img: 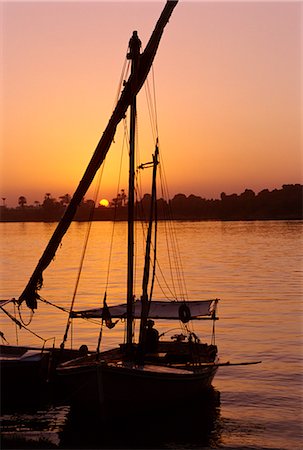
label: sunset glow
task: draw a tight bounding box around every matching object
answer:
[1,1,301,207]
[99,199,109,208]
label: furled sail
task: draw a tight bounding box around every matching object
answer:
[19,1,178,310]
[71,299,218,321]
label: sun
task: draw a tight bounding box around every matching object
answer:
[99,198,109,207]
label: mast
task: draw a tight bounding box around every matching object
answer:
[126,31,141,348]
[19,0,178,310]
[139,145,159,346]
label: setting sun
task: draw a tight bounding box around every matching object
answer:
[99,198,109,207]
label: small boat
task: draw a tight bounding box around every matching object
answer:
[57,299,220,412]
[0,345,50,406]
[51,0,222,413]
[2,0,260,416]
[0,299,81,408]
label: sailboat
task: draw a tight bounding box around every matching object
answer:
[2,0,260,414]
[53,0,222,412]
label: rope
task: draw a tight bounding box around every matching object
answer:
[17,303,34,327]
[95,115,130,350]
[143,66,159,145]
[141,69,194,335]
[39,296,70,314]
[144,79,157,143]
[132,67,190,311]
[104,117,129,292]
[1,306,47,343]
[151,66,159,139]
[149,180,157,303]
[60,163,105,349]
[59,55,130,350]
[113,55,130,109]
[13,300,19,345]
[147,70,188,302]
[158,160,189,302]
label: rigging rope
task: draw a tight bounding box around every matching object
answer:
[17,303,34,327]
[158,161,189,301]
[149,173,157,303]
[60,162,105,349]
[104,117,129,292]
[151,66,159,139]
[133,66,190,316]
[13,300,19,345]
[113,55,130,110]
[39,296,70,314]
[141,68,196,337]
[144,79,157,143]
[96,114,130,350]
[1,305,47,343]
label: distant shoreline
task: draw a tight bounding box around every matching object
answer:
[1,184,302,223]
[0,218,301,224]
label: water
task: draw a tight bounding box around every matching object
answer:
[0,220,302,449]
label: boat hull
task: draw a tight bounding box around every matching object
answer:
[0,344,82,409]
[60,363,217,407]
[0,346,51,407]
[57,342,219,413]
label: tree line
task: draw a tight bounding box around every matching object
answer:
[0,184,302,222]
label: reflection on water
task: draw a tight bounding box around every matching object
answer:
[0,220,302,449]
[1,390,221,449]
[61,388,221,449]
[0,405,70,448]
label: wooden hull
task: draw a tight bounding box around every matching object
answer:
[59,362,217,407]
[57,341,218,414]
[0,344,81,409]
[0,345,50,408]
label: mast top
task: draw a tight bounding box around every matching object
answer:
[127,31,142,60]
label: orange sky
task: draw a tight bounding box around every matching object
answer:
[1,1,302,207]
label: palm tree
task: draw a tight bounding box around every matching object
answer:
[59,194,71,206]
[18,196,27,208]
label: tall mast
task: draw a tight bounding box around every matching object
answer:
[126,31,141,348]
[139,145,159,346]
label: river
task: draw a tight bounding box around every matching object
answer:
[0,220,302,449]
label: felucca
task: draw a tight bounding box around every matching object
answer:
[55,0,221,412]
[1,0,260,414]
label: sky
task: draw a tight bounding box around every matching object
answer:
[1,0,302,207]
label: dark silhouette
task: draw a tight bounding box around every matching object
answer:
[18,196,27,208]
[59,194,71,206]
[0,184,302,222]
[145,319,159,353]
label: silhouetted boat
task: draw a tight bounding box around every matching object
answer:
[55,0,220,412]
[57,301,219,412]
[1,0,260,416]
[0,299,81,408]
[0,342,80,408]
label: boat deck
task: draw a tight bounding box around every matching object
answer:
[58,340,218,372]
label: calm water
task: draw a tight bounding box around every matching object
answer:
[0,220,302,449]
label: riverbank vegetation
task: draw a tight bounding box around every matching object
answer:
[0,184,301,222]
